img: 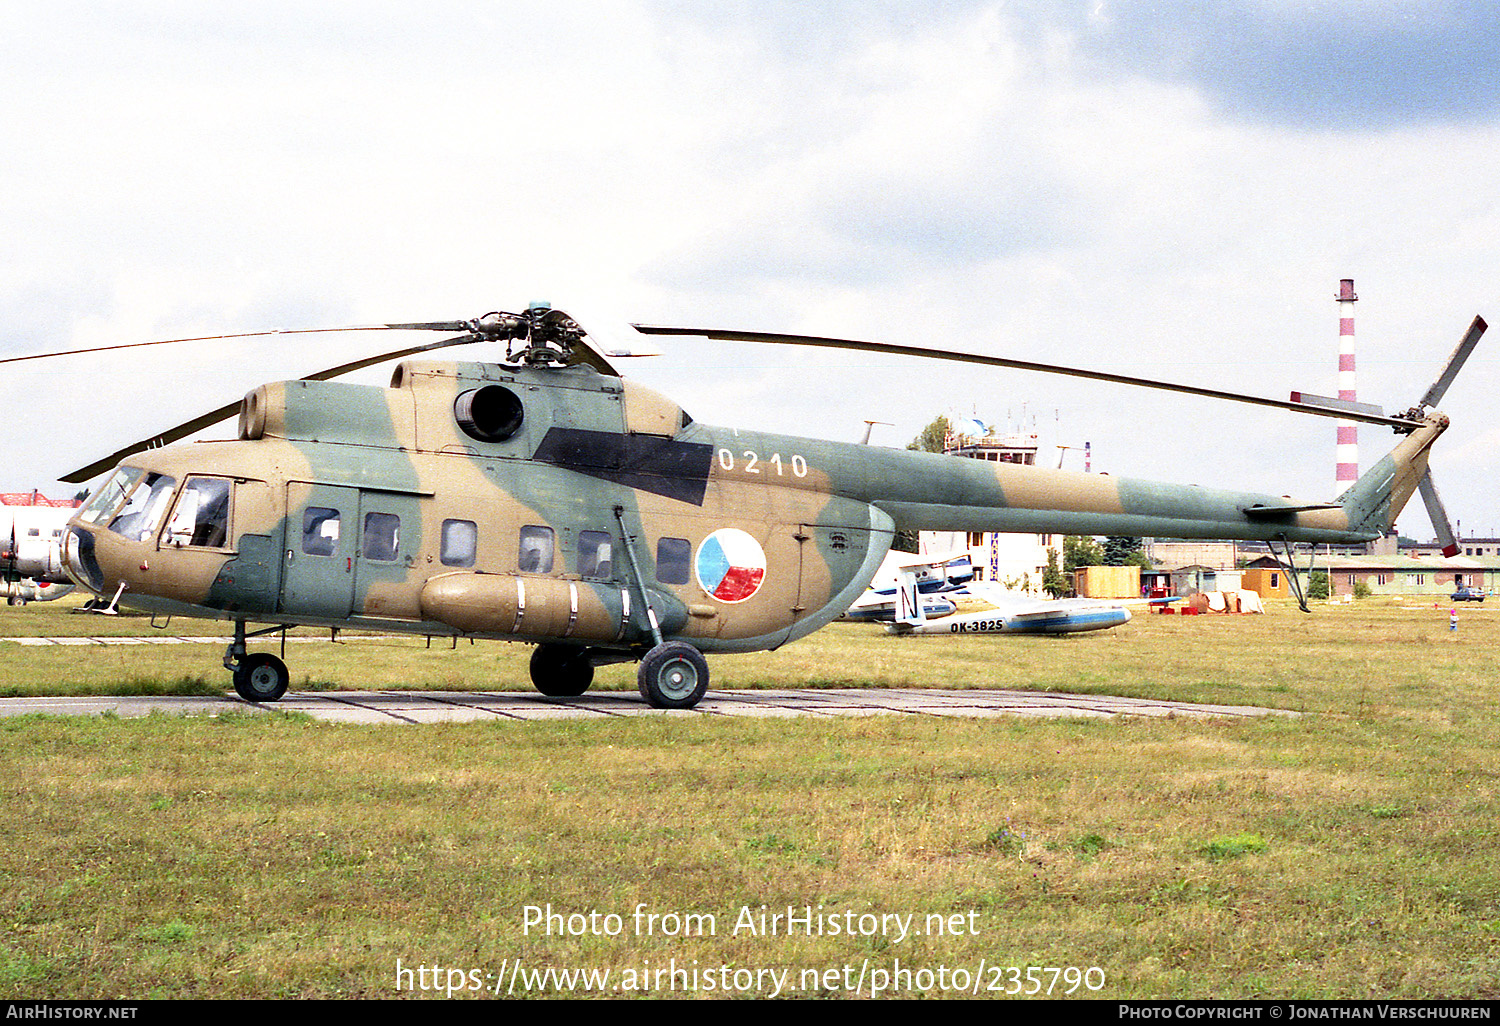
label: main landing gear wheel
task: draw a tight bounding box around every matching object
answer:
[529,644,594,697]
[637,641,708,710]
[233,652,290,703]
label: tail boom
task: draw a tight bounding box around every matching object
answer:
[841,413,1450,546]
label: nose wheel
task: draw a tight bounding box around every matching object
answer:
[637,641,709,709]
[224,621,293,703]
[233,653,290,703]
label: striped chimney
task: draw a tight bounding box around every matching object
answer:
[1336,279,1358,493]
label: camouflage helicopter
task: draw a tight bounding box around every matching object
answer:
[19,303,1481,708]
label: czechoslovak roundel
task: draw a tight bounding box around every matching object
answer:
[695,528,767,603]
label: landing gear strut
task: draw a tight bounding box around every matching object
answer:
[607,504,710,710]
[224,620,293,702]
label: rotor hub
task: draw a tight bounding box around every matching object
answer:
[471,306,586,367]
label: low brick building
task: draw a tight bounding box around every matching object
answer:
[1244,554,1498,599]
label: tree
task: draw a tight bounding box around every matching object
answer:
[1103,536,1140,565]
[890,415,955,551]
[1042,547,1068,598]
[1102,536,1154,570]
[1063,535,1104,572]
[907,414,952,454]
[1307,570,1330,600]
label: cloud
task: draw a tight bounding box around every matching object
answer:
[644,5,1088,290]
[1055,0,1500,127]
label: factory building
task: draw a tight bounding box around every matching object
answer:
[1242,553,1498,599]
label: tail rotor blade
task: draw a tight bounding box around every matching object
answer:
[1420,316,1486,410]
[1418,469,1460,558]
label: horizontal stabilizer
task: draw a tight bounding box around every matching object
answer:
[1242,502,1343,519]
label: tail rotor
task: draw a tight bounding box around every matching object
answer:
[1405,316,1484,557]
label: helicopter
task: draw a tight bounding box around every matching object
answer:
[15,302,1481,709]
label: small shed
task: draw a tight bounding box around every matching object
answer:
[1170,564,1242,596]
[1240,566,1291,599]
[1073,564,1141,599]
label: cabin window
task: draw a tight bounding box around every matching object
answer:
[440,519,477,567]
[107,473,177,543]
[164,477,231,548]
[1270,572,1280,589]
[656,537,691,585]
[363,512,401,561]
[519,526,554,573]
[579,530,613,579]
[301,507,341,556]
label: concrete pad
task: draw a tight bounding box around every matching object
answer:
[0,687,1298,724]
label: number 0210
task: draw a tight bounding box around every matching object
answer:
[717,449,809,478]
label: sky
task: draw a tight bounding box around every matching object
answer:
[3,1,1498,540]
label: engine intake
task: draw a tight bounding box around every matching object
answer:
[454,385,524,442]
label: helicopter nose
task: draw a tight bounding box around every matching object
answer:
[62,526,105,594]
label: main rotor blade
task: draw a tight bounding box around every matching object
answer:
[294,331,483,383]
[1419,315,1486,410]
[1417,470,1460,558]
[59,331,483,484]
[634,325,1417,429]
[563,338,624,377]
[0,323,469,368]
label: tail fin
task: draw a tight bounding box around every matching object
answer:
[894,569,927,627]
[1336,412,1449,539]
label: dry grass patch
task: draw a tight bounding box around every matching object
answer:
[2,601,1499,998]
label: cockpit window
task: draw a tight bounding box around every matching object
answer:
[78,467,144,525]
[107,473,177,543]
[164,477,232,548]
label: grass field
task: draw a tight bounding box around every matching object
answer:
[2,596,1497,999]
